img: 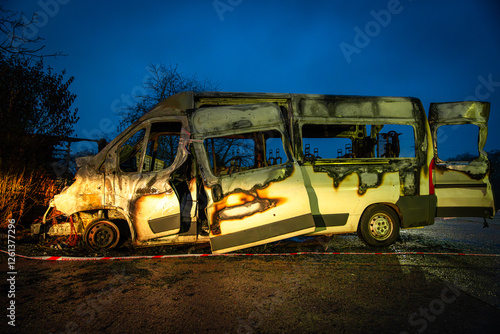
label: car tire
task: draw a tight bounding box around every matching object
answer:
[357,205,400,247]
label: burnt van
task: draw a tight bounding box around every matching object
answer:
[40,92,496,253]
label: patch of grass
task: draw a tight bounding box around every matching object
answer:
[0,165,60,227]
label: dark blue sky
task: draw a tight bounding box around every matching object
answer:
[5,0,500,154]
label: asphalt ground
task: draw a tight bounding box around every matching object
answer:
[1,215,499,333]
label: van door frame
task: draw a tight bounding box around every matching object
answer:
[429,101,495,218]
[190,103,316,253]
[102,115,193,242]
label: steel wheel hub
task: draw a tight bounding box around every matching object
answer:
[369,214,393,241]
[88,222,117,249]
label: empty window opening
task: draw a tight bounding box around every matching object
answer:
[436,124,480,162]
[143,122,182,172]
[204,130,285,176]
[119,122,182,173]
[302,124,415,160]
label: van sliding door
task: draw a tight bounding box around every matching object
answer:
[190,103,315,253]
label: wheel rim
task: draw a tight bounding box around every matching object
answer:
[86,221,119,250]
[368,213,393,241]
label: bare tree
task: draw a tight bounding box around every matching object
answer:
[206,137,255,171]
[118,64,219,130]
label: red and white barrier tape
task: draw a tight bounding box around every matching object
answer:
[1,249,499,261]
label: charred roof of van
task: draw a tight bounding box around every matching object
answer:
[152,91,424,121]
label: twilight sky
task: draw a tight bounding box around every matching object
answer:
[4,0,500,154]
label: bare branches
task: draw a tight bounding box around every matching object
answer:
[0,7,63,59]
[145,64,217,102]
[119,64,219,130]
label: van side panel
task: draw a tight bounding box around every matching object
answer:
[290,95,436,232]
[396,195,437,228]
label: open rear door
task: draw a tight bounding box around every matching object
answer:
[429,101,495,218]
[190,103,316,253]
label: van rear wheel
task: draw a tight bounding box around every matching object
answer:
[84,219,121,251]
[357,205,399,247]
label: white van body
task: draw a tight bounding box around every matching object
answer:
[44,92,495,253]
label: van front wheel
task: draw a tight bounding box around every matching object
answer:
[357,205,399,247]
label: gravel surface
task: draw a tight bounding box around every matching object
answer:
[1,215,500,333]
